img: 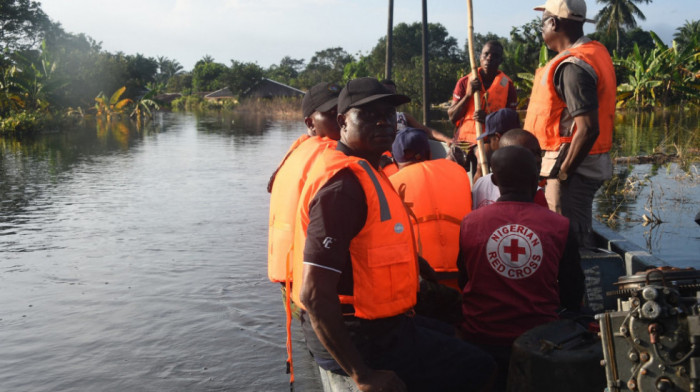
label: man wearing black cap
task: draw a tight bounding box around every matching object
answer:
[524,0,616,248]
[268,82,341,284]
[291,77,495,391]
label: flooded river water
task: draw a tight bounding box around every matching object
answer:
[0,112,322,391]
[0,110,697,390]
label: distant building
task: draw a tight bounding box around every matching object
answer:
[154,93,182,105]
[204,87,237,102]
[242,78,305,99]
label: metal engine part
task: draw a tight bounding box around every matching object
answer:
[597,268,700,391]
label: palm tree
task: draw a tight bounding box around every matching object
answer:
[595,0,652,53]
[673,20,700,50]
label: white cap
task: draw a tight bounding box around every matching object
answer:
[534,0,595,23]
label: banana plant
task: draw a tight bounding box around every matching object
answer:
[130,89,160,124]
[94,86,132,121]
[0,65,25,115]
[615,31,700,108]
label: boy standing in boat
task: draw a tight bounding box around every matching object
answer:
[524,0,616,248]
[292,77,495,391]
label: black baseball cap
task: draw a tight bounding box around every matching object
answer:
[337,77,410,114]
[302,82,341,118]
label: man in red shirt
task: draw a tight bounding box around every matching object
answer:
[448,40,518,146]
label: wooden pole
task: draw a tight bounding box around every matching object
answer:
[385,0,393,80]
[421,0,430,125]
[466,0,489,175]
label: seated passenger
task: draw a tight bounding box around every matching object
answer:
[389,128,472,292]
[293,77,496,391]
[472,108,520,183]
[458,145,584,388]
[472,128,548,209]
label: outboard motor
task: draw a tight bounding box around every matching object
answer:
[597,268,700,391]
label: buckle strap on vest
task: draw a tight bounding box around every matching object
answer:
[357,160,392,222]
[415,213,463,225]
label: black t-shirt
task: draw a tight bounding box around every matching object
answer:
[303,142,367,297]
[299,142,372,370]
[554,61,598,117]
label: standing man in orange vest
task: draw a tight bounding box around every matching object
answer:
[524,0,616,248]
[293,77,495,392]
[448,41,518,152]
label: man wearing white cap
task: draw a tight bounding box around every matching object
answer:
[524,0,616,248]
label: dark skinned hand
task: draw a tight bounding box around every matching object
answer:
[467,78,482,97]
[473,109,486,124]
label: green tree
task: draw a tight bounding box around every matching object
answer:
[265,56,305,87]
[124,53,158,98]
[226,60,264,96]
[166,72,192,94]
[595,0,652,53]
[191,56,227,92]
[0,0,51,53]
[673,20,700,51]
[299,47,354,88]
[155,56,183,86]
[358,22,463,107]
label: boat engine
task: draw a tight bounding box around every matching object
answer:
[597,268,700,391]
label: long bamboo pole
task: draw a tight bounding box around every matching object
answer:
[466,0,489,176]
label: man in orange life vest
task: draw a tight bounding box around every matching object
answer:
[267,81,341,284]
[458,145,584,387]
[448,40,517,148]
[524,0,616,248]
[389,128,471,292]
[292,77,495,391]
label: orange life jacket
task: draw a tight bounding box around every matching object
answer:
[454,69,512,144]
[291,148,419,320]
[524,40,616,155]
[389,159,471,274]
[267,136,337,282]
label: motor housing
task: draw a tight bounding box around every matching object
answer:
[597,268,700,391]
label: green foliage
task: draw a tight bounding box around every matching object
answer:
[94,86,132,120]
[131,89,160,122]
[0,109,48,134]
[226,60,264,96]
[155,56,183,85]
[124,53,158,98]
[191,56,227,92]
[595,0,652,53]
[673,20,700,51]
[345,22,463,106]
[298,47,354,88]
[614,32,700,108]
[265,56,305,87]
[0,0,51,53]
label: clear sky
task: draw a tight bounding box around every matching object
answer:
[38,0,698,72]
